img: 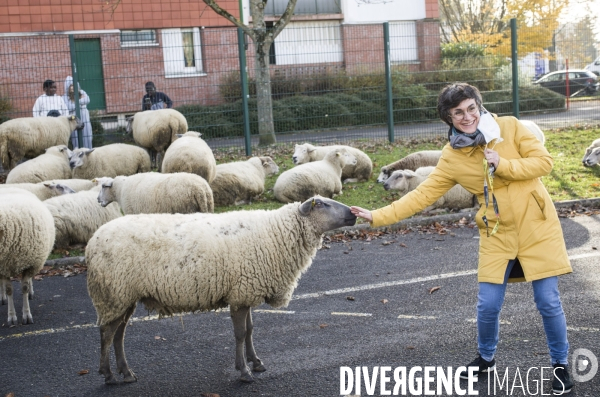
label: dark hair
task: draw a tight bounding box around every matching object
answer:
[46,110,61,117]
[43,79,55,89]
[145,81,155,88]
[437,83,483,126]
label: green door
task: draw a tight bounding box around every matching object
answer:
[74,39,106,110]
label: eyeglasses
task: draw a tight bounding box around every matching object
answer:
[449,105,479,121]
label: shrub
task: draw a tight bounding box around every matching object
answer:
[441,42,487,59]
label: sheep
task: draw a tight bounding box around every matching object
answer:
[376,150,442,183]
[161,131,216,183]
[210,156,279,206]
[85,196,356,384]
[274,149,357,203]
[0,182,75,200]
[582,138,600,167]
[292,143,372,183]
[44,185,122,249]
[69,143,151,179]
[97,172,214,214]
[0,115,83,171]
[6,145,72,184]
[42,178,96,192]
[126,109,188,170]
[383,167,476,212]
[519,119,545,145]
[0,187,55,325]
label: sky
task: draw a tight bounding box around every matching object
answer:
[560,0,600,41]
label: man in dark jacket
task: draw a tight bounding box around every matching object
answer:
[142,81,173,111]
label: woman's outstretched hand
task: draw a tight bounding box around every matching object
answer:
[350,206,373,223]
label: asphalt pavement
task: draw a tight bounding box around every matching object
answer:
[1,212,599,397]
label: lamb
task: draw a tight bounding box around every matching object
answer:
[0,188,55,325]
[6,145,72,184]
[0,115,83,171]
[274,149,357,203]
[519,119,545,145]
[97,172,214,214]
[126,109,188,170]
[582,138,600,167]
[44,185,122,249]
[210,156,279,206]
[292,143,372,183]
[0,182,75,200]
[85,196,356,384]
[376,150,442,183]
[161,131,216,183]
[69,143,151,179]
[383,167,476,211]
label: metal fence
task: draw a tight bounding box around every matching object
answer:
[0,18,598,154]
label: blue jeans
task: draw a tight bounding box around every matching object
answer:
[477,259,569,365]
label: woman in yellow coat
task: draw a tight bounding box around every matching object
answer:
[351,83,573,394]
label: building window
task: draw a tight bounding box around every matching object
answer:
[389,22,418,63]
[120,30,158,47]
[272,21,343,65]
[162,28,205,78]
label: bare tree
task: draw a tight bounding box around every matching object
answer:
[203,0,298,145]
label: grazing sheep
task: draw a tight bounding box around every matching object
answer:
[44,185,122,249]
[70,144,151,179]
[383,167,476,211]
[376,150,442,183]
[0,115,83,171]
[519,119,545,145]
[86,196,356,384]
[292,143,372,183]
[161,131,216,183]
[42,178,96,192]
[582,138,600,167]
[97,172,213,214]
[210,156,279,206]
[6,145,72,184]
[126,109,188,170]
[0,182,75,200]
[274,149,356,203]
[0,188,55,325]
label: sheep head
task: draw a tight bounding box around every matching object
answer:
[97,177,117,207]
[260,156,279,175]
[377,166,391,183]
[583,147,600,167]
[69,148,95,169]
[298,196,356,233]
[383,170,414,192]
[292,144,311,165]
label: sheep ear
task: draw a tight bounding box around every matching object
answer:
[405,173,414,179]
[336,152,340,157]
[298,198,317,216]
[86,148,95,155]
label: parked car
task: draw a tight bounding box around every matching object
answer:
[585,56,600,76]
[533,69,599,97]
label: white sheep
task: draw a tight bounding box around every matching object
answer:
[85,196,356,384]
[211,156,279,206]
[0,187,55,325]
[383,167,476,211]
[519,119,545,145]
[0,115,83,171]
[97,172,214,214]
[292,143,372,183]
[582,138,600,167]
[6,145,72,184]
[44,185,123,249]
[376,150,442,183]
[161,131,216,183]
[69,143,151,179]
[0,182,75,200]
[42,178,96,192]
[126,109,188,170]
[274,149,356,203]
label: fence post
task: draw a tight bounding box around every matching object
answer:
[237,28,252,156]
[510,18,519,119]
[68,34,83,147]
[383,22,394,143]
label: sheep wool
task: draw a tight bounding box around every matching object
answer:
[0,182,74,201]
[211,156,279,206]
[41,178,96,192]
[161,131,216,183]
[292,143,372,182]
[0,115,82,171]
[0,188,55,325]
[377,150,442,183]
[85,196,356,384]
[70,144,151,179]
[6,145,72,184]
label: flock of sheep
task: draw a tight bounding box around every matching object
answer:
[0,109,598,384]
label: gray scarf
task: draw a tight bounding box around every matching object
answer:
[449,126,487,149]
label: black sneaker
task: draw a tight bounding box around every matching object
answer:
[459,354,496,380]
[552,363,573,394]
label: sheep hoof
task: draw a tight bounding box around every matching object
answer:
[104,375,119,385]
[123,373,137,383]
[239,373,255,383]
[22,314,33,324]
[253,363,266,373]
[7,315,17,326]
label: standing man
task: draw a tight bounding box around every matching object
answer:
[142,81,173,111]
[33,79,69,117]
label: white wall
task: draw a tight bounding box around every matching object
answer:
[340,0,425,24]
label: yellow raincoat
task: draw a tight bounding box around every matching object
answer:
[371,116,572,284]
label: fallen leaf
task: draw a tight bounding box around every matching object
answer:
[406,346,415,350]
[428,286,441,294]
[319,323,328,328]
[593,247,597,250]
[346,296,355,301]
[381,299,388,304]
[78,369,89,376]
[201,393,220,397]
[399,243,407,247]
[155,336,161,340]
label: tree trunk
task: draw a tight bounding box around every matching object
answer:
[254,39,276,146]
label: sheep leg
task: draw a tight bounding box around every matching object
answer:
[2,278,17,325]
[0,278,7,305]
[20,275,34,324]
[99,319,121,385]
[230,306,254,383]
[245,309,266,372]
[114,304,137,383]
[156,151,164,172]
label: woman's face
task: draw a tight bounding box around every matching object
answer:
[449,98,480,134]
[68,85,74,94]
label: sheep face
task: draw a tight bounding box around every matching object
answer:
[383,170,413,192]
[298,196,356,232]
[333,149,357,168]
[46,145,72,159]
[42,183,76,195]
[125,116,134,134]
[97,178,116,207]
[376,166,391,183]
[292,144,312,165]
[69,148,95,169]
[583,147,600,167]
[260,156,279,175]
